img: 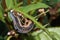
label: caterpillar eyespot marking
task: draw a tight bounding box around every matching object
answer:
[9,10,34,33]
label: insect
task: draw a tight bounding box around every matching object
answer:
[9,10,34,33]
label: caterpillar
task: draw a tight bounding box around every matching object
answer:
[9,10,34,33]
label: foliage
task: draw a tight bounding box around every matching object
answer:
[0,0,60,40]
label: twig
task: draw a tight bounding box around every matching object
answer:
[34,9,49,19]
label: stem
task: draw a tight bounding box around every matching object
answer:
[7,36,12,40]
[44,23,49,27]
[17,2,23,7]
[34,9,49,19]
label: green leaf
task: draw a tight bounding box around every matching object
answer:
[13,0,18,6]
[8,12,13,21]
[32,0,43,3]
[57,8,60,13]
[0,36,4,40]
[34,35,41,40]
[5,0,14,9]
[19,2,49,13]
[50,32,60,40]
[31,27,60,40]
[0,5,5,22]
